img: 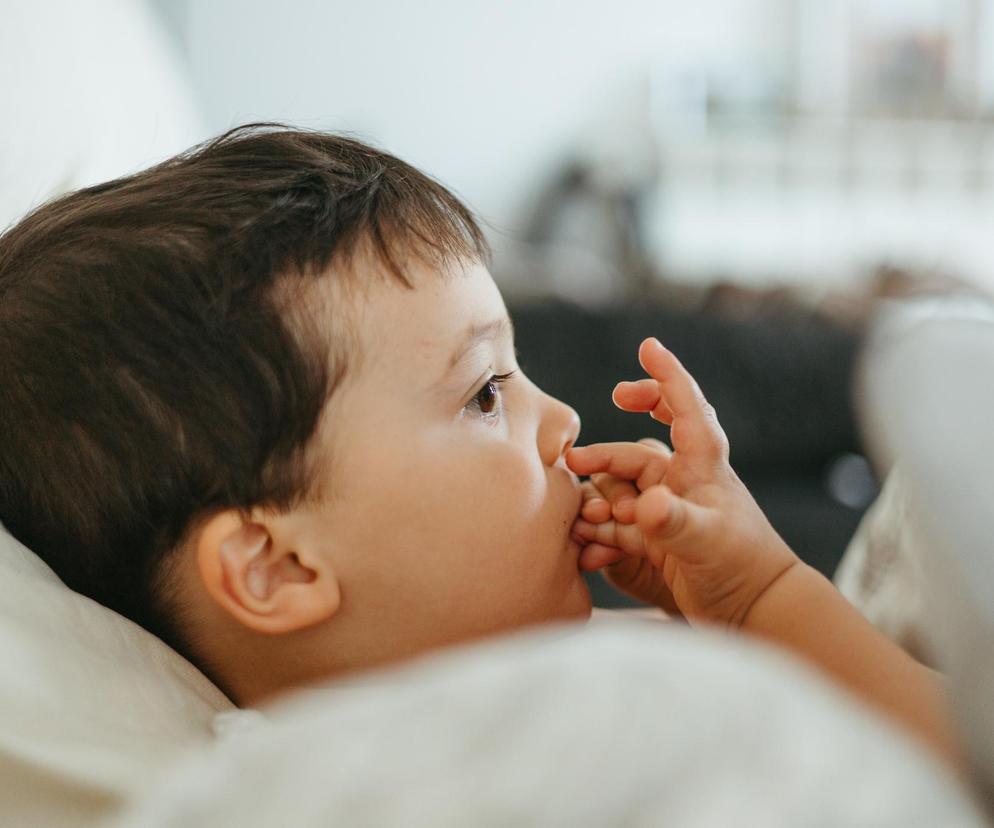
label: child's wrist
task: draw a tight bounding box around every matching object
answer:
[736,555,807,631]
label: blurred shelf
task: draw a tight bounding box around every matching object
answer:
[644,115,994,290]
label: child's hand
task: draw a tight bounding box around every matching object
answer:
[575,439,684,618]
[566,338,799,629]
[573,340,964,769]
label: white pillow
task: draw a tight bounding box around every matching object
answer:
[0,525,233,827]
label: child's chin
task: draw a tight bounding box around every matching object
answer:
[561,574,593,620]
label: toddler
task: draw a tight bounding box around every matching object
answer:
[0,125,957,770]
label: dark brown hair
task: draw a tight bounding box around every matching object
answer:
[0,123,488,667]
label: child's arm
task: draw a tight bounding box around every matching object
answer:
[741,557,961,767]
[567,338,962,769]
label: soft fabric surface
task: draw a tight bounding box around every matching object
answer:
[853,294,994,816]
[115,620,982,827]
[835,295,994,671]
[0,526,233,827]
[834,466,935,666]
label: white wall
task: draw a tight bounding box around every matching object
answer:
[180,0,787,234]
[1,0,203,229]
[170,0,994,292]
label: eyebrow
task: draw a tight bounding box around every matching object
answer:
[447,316,515,371]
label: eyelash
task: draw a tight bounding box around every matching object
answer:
[465,371,516,420]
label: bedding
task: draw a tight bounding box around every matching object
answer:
[834,467,934,666]
[113,620,983,827]
[835,296,994,671]
[852,294,994,817]
[0,526,233,827]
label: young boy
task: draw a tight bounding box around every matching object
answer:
[0,125,958,770]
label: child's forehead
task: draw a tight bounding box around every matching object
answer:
[349,259,508,377]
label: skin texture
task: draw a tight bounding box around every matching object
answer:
[183,259,590,706]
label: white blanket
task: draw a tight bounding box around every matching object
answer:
[114,619,983,827]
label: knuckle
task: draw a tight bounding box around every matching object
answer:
[708,427,730,459]
[697,402,730,459]
[716,430,730,455]
[702,439,728,464]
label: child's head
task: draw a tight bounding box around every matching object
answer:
[0,125,589,704]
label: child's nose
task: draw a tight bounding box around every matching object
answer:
[538,393,581,467]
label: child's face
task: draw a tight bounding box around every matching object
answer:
[304,258,590,664]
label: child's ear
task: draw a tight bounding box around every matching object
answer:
[194,509,341,635]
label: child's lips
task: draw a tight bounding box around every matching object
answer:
[569,485,583,526]
[569,512,589,551]
[560,473,584,555]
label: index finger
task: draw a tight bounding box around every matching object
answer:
[637,338,728,464]
[566,441,670,490]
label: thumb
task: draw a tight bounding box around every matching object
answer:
[635,484,713,562]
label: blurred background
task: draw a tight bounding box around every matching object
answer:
[4,0,993,607]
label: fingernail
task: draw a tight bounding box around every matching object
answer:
[649,337,664,352]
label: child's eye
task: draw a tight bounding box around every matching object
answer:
[466,371,515,418]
